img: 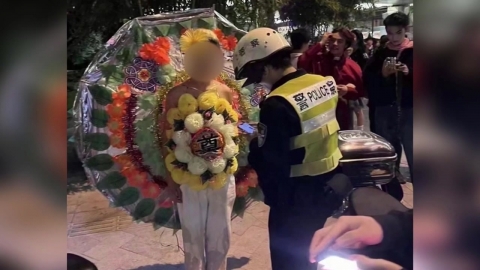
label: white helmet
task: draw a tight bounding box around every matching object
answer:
[233,28,291,77]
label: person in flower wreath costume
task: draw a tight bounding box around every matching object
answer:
[232,28,349,270]
[161,28,240,270]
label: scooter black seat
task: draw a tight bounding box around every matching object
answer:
[349,186,409,216]
[67,253,98,270]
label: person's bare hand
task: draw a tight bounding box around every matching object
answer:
[309,216,384,263]
[382,59,397,77]
[346,83,356,91]
[351,255,403,270]
[320,32,331,45]
[396,63,409,75]
[337,85,348,96]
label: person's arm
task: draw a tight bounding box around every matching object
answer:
[248,97,292,184]
[298,38,328,73]
[343,62,365,100]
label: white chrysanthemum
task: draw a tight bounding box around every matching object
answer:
[219,124,236,138]
[188,156,208,175]
[206,113,225,130]
[184,113,204,134]
[207,157,227,174]
[172,131,191,147]
[174,147,193,163]
[223,139,238,159]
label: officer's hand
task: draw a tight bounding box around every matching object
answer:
[337,85,348,96]
[309,216,384,262]
[351,255,403,270]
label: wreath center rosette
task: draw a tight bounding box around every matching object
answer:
[165,90,240,190]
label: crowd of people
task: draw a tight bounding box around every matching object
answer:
[231,11,413,270]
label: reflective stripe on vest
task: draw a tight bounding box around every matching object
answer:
[267,74,342,177]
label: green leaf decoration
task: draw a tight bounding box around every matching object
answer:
[115,187,140,206]
[96,171,127,190]
[178,20,192,30]
[173,119,185,131]
[198,17,215,29]
[91,109,109,128]
[167,24,180,37]
[136,118,154,130]
[84,132,110,151]
[232,197,247,218]
[85,154,114,171]
[139,95,157,111]
[115,47,135,65]
[154,207,174,226]
[88,85,113,105]
[201,170,214,184]
[133,198,156,219]
[248,187,265,201]
[155,25,170,37]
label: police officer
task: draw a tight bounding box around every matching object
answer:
[232,28,346,270]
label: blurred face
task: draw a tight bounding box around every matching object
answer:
[366,40,373,47]
[327,32,347,56]
[386,25,407,45]
[184,41,224,82]
[346,47,353,56]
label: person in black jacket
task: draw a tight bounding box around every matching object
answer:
[364,12,414,188]
[233,28,347,270]
[309,210,413,270]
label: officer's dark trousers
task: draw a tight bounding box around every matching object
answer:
[267,171,345,270]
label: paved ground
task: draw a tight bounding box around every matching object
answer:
[67,185,412,270]
[68,106,413,270]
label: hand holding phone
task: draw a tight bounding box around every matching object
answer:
[317,251,358,270]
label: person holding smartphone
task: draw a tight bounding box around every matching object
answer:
[363,12,414,191]
[233,28,347,270]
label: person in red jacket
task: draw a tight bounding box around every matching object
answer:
[298,27,364,130]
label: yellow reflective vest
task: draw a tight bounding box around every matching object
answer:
[267,74,342,177]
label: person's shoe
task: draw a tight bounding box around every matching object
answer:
[396,170,407,184]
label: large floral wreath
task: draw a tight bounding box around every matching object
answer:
[164,91,240,190]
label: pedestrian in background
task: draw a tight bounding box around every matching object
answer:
[289,28,311,69]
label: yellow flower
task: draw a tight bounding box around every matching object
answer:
[209,172,227,190]
[214,98,231,114]
[226,158,238,174]
[171,168,188,185]
[225,107,239,122]
[198,91,219,110]
[188,174,209,191]
[165,153,176,172]
[178,93,198,116]
[166,108,183,125]
[165,129,173,139]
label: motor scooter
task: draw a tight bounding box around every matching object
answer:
[67,253,98,270]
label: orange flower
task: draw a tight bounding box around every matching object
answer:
[121,166,138,178]
[139,43,156,60]
[141,181,162,199]
[106,103,126,119]
[236,182,249,197]
[114,154,134,168]
[112,84,131,100]
[213,29,224,41]
[107,119,124,133]
[152,49,170,66]
[225,35,238,51]
[127,171,149,187]
[220,39,229,50]
[110,133,126,148]
[154,37,171,51]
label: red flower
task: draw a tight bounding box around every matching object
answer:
[112,84,132,100]
[106,103,126,119]
[107,119,124,134]
[151,48,170,66]
[141,181,162,199]
[224,35,238,51]
[213,29,224,41]
[127,171,149,187]
[154,37,171,51]
[110,133,126,148]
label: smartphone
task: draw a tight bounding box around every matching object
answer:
[238,122,256,134]
[317,251,357,270]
